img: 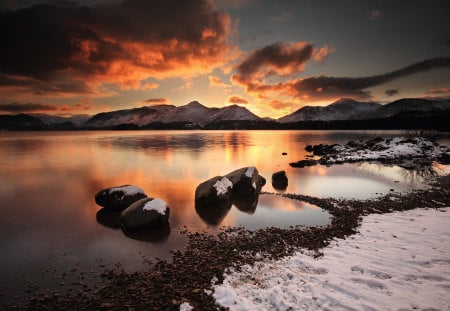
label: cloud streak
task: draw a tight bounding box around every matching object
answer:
[228,95,248,104]
[142,98,169,104]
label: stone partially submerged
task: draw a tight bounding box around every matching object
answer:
[95,185,147,211]
[118,198,170,230]
[194,176,234,208]
[272,171,288,190]
[195,167,266,224]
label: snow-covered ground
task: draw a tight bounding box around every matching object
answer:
[212,207,450,310]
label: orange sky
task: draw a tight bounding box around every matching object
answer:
[0,0,449,118]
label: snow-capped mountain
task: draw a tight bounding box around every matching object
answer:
[85,101,260,127]
[357,98,450,119]
[278,98,380,123]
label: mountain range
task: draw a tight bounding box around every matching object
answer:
[1,98,449,130]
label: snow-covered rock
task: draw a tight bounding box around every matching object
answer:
[225,166,266,197]
[94,185,147,210]
[117,197,170,230]
[195,167,267,224]
[291,137,450,168]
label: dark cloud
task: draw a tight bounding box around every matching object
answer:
[0,102,58,112]
[434,31,450,47]
[236,42,314,80]
[287,57,450,100]
[385,89,399,96]
[369,8,382,20]
[0,0,233,94]
[228,95,248,104]
[142,98,169,104]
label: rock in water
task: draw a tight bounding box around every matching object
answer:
[118,198,170,230]
[195,176,234,208]
[272,171,288,190]
[225,167,266,197]
[95,185,147,211]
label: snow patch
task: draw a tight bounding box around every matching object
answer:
[142,198,168,215]
[179,302,193,311]
[109,185,145,196]
[245,167,255,178]
[214,177,233,196]
[212,208,450,310]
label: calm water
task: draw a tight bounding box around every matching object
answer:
[0,130,449,298]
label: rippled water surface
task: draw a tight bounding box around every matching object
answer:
[0,130,449,297]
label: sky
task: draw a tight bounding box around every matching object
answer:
[0,0,449,118]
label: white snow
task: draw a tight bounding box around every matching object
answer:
[245,167,255,178]
[212,207,450,311]
[326,137,448,164]
[214,177,233,196]
[109,185,145,196]
[179,302,193,311]
[142,198,168,215]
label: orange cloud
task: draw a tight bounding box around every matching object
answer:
[228,95,249,104]
[0,0,237,98]
[426,86,450,95]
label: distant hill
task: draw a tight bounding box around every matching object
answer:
[1,98,450,130]
[85,101,260,128]
[279,98,380,123]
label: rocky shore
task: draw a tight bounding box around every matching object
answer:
[4,172,449,310]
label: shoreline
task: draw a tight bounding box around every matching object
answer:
[4,173,449,310]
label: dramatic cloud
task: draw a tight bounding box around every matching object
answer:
[228,95,248,104]
[234,57,450,102]
[0,0,235,96]
[231,41,334,99]
[0,102,58,112]
[269,99,295,110]
[142,98,169,104]
[235,42,315,81]
[286,57,450,100]
[385,89,399,96]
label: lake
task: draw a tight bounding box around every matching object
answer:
[0,130,449,299]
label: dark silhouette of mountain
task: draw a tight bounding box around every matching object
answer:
[0,114,47,130]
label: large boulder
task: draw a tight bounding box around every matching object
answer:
[195,176,234,208]
[95,185,147,211]
[225,166,266,197]
[272,170,288,190]
[117,198,170,230]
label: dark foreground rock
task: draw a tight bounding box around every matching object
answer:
[118,198,170,230]
[95,185,147,211]
[8,175,450,311]
[271,171,288,190]
[195,167,266,223]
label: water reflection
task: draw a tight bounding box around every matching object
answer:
[0,130,448,298]
[122,223,170,243]
[96,208,121,229]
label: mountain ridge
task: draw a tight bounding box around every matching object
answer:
[2,97,450,130]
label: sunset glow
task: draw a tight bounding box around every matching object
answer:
[0,0,449,118]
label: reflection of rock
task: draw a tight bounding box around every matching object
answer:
[272,171,288,190]
[96,208,121,229]
[95,185,147,211]
[195,201,232,226]
[122,222,170,243]
[118,198,170,230]
[225,167,266,196]
[195,176,233,207]
[233,194,259,214]
[195,167,266,225]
